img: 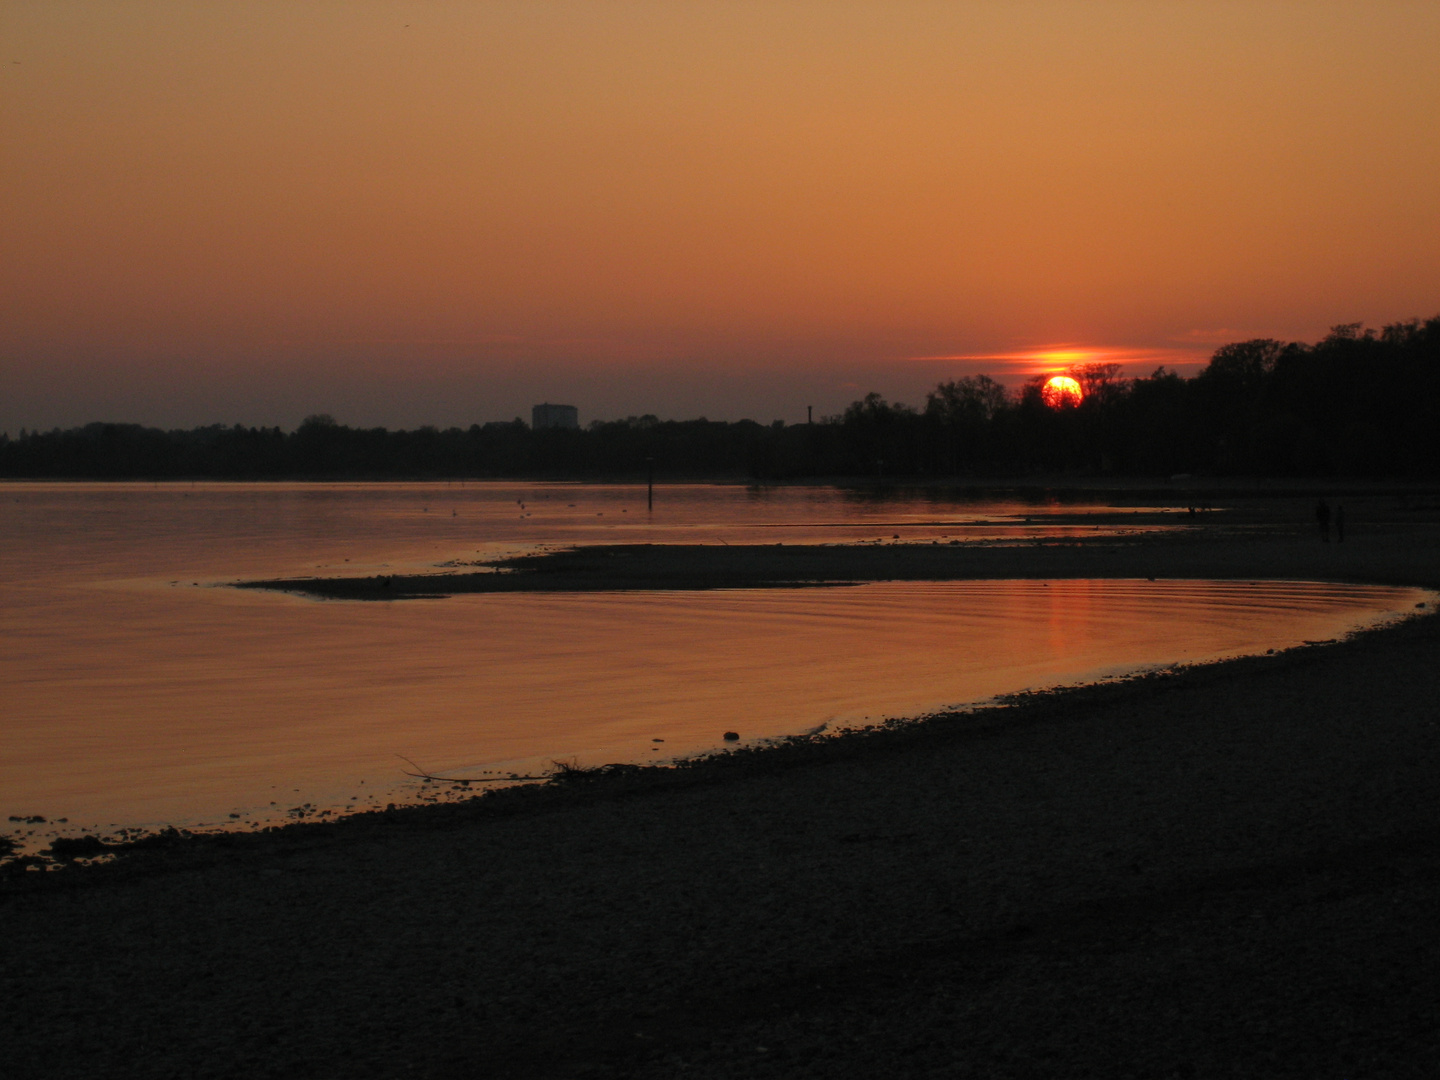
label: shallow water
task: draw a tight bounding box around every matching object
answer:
[0,482,1429,841]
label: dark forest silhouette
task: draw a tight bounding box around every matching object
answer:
[4,318,1437,480]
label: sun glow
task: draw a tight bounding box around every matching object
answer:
[1041,375,1083,409]
[904,345,1206,381]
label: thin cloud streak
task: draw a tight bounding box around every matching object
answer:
[899,345,1210,379]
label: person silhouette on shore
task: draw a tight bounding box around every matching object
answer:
[1315,499,1331,542]
[1335,504,1345,543]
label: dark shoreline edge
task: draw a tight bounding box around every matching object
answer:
[13,508,1435,873]
[7,572,1435,883]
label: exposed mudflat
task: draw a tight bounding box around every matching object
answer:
[5,503,1440,1078]
[240,496,1440,600]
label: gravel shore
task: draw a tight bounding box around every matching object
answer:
[5,504,1439,1078]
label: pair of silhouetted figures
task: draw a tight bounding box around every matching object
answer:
[1315,499,1345,542]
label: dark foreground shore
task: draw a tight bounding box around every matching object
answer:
[6,511,1440,1078]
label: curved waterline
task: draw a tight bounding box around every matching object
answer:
[3,577,1431,849]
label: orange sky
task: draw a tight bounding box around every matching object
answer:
[4,2,1438,429]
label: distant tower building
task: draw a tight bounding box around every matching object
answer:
[531,403,579,430]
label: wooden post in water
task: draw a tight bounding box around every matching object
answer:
[647,456,654,511]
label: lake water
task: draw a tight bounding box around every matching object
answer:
[1,482,1430,844]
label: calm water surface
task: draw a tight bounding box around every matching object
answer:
[1,482,1429,841]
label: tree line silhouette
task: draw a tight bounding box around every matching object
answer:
[3,318,1437,480]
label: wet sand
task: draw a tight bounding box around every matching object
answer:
[5,505,1440,1078]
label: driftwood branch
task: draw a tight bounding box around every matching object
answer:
[395,755,545,783]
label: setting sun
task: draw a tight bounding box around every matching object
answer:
[1041,375,1083,409]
